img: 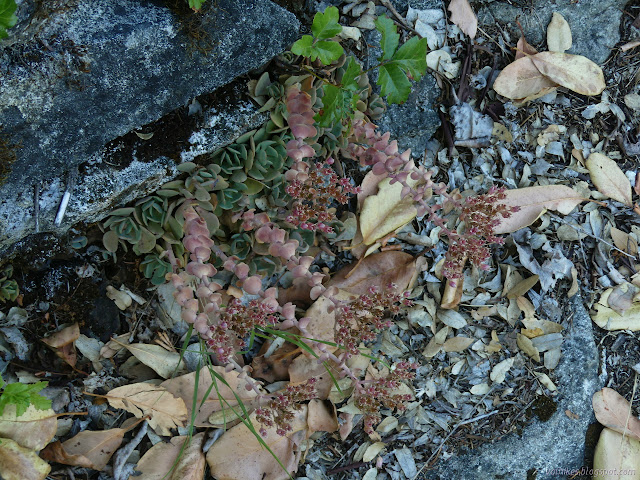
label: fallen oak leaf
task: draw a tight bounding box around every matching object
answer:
[206,408,308,480]
[41,427,127,470]
[493,56,558,100]
[529,51,605,96]
[594,428,640,476]
[546,12,572,53]
[0,404,57,451]
[593,387,640,441]
[0,437,51,480]
[493,185,586,234]
[104,383,187,435]
[448,0,477,39]
[515,34,537,60]
[124,343,187,379]
[41,323,80,367]
[586,152,633,206]
[132,432,206,480]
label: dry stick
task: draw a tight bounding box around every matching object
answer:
[411,410,501,480]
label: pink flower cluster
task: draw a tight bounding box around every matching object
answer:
[284,158,361,233]
[443,186,517,280]
[255,379,317,436]
[354,361,418,436]
[336,285,412,360]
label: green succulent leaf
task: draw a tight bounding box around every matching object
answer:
[140,254,172,285]
[0,381,51,417]
[311,6,342,40]
[0,0,17,40]
[0,279,18,303]
[375,16,400,61]
[188,0,206,12]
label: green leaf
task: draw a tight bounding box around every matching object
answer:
[311,6,342,41]
[316,84,343,127]
[0,381,51,417]
[0,0,17,40]
[291,35,314,57]
[390,35,428,80]
[375,16,400,61]
[377,61,412,104]
[188,0,206,11]
[313,40,343,65]
[341,57,362,91]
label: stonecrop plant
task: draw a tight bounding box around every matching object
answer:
[100,5,517,475]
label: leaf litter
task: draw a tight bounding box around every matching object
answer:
[1,2,640,480]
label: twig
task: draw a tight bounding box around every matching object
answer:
[377,0,419,36]
[113,421,148,480]
[326,461,369,475]
[54,168,78,226]
[34,182,40,233]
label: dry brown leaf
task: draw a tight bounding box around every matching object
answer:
[307,399,339,433]
[125,343,187,379]
[505,275,539,299]
[516,333,540,362]
[301,290,354,355]
[494,185,585,234]
[493,56,558,100]
[592,287,640,331]
[106,383,187,435]
[41,323,79,367]
[0,405,57,451]
[546,12,572,53]
[586,152,633,206]
[443,336,474,352]
[206,409,307,480]
[448,0,477,38]
[252,340,300,383]
[358,176,420,248]
[161,366,261,428]
[529,52,605,96]
[132,432,206,480]
[327,251,418,296]
[594,428,640,476]
[610,227,639,256]
[592,388,640,441]
[0,437,51,480]
[288,355,341,400]
[99,333,131,359]
[515,34,537,60]
[41,428,125,470]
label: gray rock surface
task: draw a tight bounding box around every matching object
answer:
[375,73,441,157]
[0,0,298,251]
[424,293,601,480]
[478,0,628,64]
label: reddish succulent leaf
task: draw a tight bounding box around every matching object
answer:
[592,388,640,441]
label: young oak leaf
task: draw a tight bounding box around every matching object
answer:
[291,6,344,65]
[105,383,187,436]
[0,0,17,40]
[375,17,428,104]
[311,5,342,40]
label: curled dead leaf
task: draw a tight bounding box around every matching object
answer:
[448,0,477,38]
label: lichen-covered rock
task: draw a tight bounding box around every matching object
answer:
[0,0,299,252]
